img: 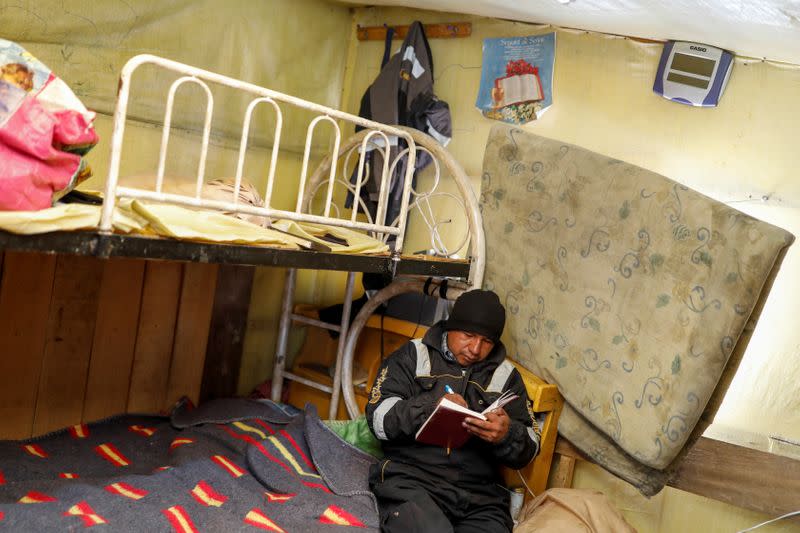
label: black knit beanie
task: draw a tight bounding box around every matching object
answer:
[444,289,505,341]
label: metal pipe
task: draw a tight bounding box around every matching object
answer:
[297,116,341,214]
[290,313,341,332]
[235,97,282,207]
[391,133,416,253]
[283,372,333,394]
[271,268,297,402]
[156,76,214,195]
[115,54,415,139]
[99,58,134,232]
[340,277,468,419]
[328,272,356,419]
[301,127,484,288]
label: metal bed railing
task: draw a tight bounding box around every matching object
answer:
[99,53,417,254]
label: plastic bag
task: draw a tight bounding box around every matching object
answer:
[0,39,98,211]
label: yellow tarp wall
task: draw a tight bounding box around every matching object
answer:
[6,2,799,530]
[344,7,800,533]
[3,0,355,396]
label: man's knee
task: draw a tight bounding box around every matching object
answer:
[454,504,513,533]
[379,496,454,533]
[371,465,454,533]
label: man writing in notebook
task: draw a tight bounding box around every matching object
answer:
[366,289,540,532]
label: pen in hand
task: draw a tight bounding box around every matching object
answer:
[443,384,467,408]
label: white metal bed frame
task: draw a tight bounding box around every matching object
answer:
[278,128,486,419]
[98,54,485,419]
[99,54,417,252]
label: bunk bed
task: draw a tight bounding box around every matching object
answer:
[0,52,484,420]
[0,54,560,530]
[0,54,479,279]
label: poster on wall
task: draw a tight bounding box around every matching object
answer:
[475,32,556,124]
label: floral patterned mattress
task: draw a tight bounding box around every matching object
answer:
[480,124,793,494]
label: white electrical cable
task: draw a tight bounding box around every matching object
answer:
[516,468,537,499]
[736,510,800,533]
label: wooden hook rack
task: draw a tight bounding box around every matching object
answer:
[357,22,472,41]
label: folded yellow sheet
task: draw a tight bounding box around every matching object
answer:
[0,204,99,234]
[114,200,151,233]
[0,204,147,235]
[272,219,389,254]
[0,201,388,254]
[129,201,300,248]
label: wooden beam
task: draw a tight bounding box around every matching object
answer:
[550,455,577,489]
[127,261,182,413]
[166,262,219,409]
[357,22,471,41]
[670,436,800,517]
[200,264,255,401]
[555,437,589,461]
[555,436,800,517]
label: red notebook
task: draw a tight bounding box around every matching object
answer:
[415,390,518,449]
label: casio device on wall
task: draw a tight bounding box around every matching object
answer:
[653,41,734,107]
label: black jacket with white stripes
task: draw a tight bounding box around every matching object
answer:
[365,321,539,485]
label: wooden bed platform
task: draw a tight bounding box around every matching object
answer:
[0,229,471,277]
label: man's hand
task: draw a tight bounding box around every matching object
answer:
[463,408,510,444]
[442,393,467,408]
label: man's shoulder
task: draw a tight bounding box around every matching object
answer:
[384,338,422,365]
[420,321,447,346]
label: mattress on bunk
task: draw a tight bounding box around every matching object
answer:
[0,200,390,254]
[480,124,793,495]
[0,399,379,531]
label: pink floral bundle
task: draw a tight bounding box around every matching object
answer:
[0,39,98,211]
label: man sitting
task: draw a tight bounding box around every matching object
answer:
[366,289,540,532]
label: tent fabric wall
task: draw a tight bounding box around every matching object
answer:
[340,0,800,66]
[3,0,351,153]
[346,6,800,448]
[5,2,800,530]
[344,7,800,532]
[3,0,354,398]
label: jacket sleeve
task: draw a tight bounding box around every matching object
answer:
[491,369,540,469]
[365,342,441,442]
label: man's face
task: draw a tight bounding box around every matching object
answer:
[447,330,495,367]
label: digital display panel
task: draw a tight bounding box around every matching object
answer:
[666,71,710,89]
[670,52,716,77]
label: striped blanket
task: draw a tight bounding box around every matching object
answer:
[0,399,378,531]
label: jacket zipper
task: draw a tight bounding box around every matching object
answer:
[459,368,469,395]
[446,368,470,459]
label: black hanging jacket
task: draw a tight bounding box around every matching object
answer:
[348,21,452,228]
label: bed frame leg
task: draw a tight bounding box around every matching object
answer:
[328,272,356,419]
[271,268,297,402]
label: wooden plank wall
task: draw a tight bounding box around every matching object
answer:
[0,251,219,439]
[200,264,254,402]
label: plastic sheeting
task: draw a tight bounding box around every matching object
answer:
[340,0,800,65]
[347,8,800,450]
[2,0,352,153]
